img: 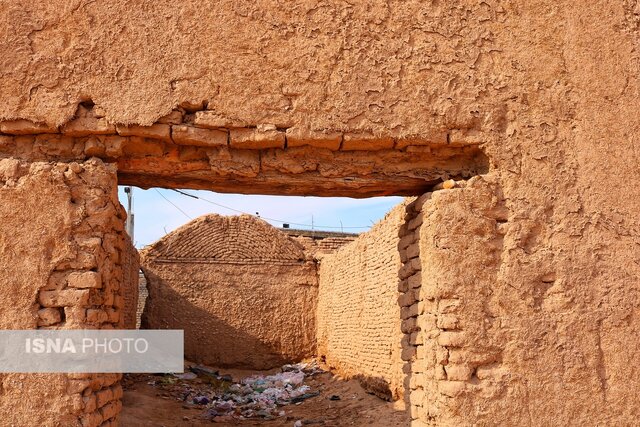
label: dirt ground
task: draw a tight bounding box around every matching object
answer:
[121,364,408,427]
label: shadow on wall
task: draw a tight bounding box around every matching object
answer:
[140,268,303,370]
[315,202,407,403]
[353,374,395,402]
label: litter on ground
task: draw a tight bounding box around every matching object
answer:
[139,361,324,422]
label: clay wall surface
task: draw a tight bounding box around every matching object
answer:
[0,103,485,197]
[317,203,406,401]
[314,236,358,253]
[136,271,148,329]
[0,158,132,426]
[120,239,139,329]
[395,193,427,421]
[0,1,638,426]
[141,215,318,370]
[413,176,640,426]
[286,230,357,256]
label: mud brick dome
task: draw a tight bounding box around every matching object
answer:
[141,215,318,370]
[142,214,307,263]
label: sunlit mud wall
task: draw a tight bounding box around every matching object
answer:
[141,214,318,370]
[1,1,638,426]
[316,203,406,401]
[0,158,134,426]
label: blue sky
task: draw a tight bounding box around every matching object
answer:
[117,187,403,248]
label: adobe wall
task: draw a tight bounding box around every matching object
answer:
[136,271,148,329]
[399,175,640,426]
[0,102,485,197]
[288,233,357,256]
[0,158,134,426]
[120,240,139,330]
[141,215,318,370]
[0,1,638,426]
[317,203,406,401]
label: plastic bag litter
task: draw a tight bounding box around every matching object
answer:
[158,361,323,420]
[173,372,197,380]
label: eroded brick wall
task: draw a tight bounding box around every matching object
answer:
[120,241,140,330]
[316,203,406,401]
[411,173,640,426]
[0,103,486,198]
[396,193,428,421]
[0,158,133,426]
[402,178,508,426]
[141,215,318,370]
[136,271,148,329]
[289,235,357,255]
[397,180,505,426]
[1,2,639,425]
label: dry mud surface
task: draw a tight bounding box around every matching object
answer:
[1,1,639,426]
[121,365,408,426]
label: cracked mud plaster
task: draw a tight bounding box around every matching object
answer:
[0,0,639,426]
[0,158,134,426]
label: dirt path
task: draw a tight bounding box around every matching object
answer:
[121,366,408,426]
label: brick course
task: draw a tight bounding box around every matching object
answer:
[316,203,407,401]
[0,103,487,198]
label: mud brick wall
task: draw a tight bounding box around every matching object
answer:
[136,271,148,329]
[141,214,318,370]
[316,237,357,253]
[0,158,134,426]
[1,2,639,425]
[399,180,507,426]
[289,235,356,256]
[396,192,428,422]
[412,178,506,426]
[411,173,640,426]
[316,203,406,401]
[0,102,486,198]
[120,241,140,330]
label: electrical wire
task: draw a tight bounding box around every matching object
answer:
[170,189,371,230]
[155,189,192,220]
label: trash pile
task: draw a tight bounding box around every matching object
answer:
[142,361,324,421]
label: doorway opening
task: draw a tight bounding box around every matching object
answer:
[0,100,490,426]
[119,186,412,425]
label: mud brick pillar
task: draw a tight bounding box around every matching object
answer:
[398,178,508,426]
[397,192,431,424]
[0,157,136,426]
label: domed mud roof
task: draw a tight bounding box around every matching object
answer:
[142,214,306,263]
